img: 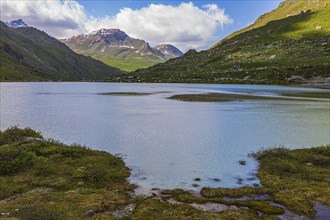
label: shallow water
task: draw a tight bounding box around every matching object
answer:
[1,82,329,192]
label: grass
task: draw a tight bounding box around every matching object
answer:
[203,146,330,217]
[167,92,316,102]
[99,56,161,72]
[0,126,133,219]
[1,127,329,219]
[282,92,330,99]
[160,145,330,218]
[99,92,153,96]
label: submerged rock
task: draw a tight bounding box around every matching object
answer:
[239,160,246,165]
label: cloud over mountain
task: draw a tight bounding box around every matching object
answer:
[0,0,233,51]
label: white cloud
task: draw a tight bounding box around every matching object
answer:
[1,0,87,38]
[0,0,233,51]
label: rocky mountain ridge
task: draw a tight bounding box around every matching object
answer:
[61,29,183,72]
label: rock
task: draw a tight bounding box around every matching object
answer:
[233,63,242,70]
[192,183,200,187]
[287,75,304,82]
[22,137,44,145]
[239,160,246,165]
[267,30,273,34]
[194,177,201,181]
[269,55,277,59]
[112,204,136,219]
[85,210,94,218]
[212,178,221,182]
[243,76,251,81]
[316,26,322,30]
[236,178,244,184]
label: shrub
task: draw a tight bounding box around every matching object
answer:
[0,147,38,175]
[0,126,42,145]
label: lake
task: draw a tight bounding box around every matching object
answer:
[1,82,329,193]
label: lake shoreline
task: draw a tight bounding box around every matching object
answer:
[1,127,329,219]
[1,80,330,90]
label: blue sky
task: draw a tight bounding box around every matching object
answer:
[1,0,282,51]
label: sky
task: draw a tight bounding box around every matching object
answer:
[0,0,281,51]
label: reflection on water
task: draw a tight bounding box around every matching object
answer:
[1,82,329,192]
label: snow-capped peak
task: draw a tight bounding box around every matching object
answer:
[5,19,28,29]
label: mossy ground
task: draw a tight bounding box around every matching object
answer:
[0,127,133,219]
[282,92,330,99]
[167,93,317,102]
[0,127,329,219]
[99,92,153,96]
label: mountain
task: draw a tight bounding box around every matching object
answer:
[5,19,28,29]
[153,44,183,60]
[61,29,183,72]
[127,0,329,87]
[0,21,123,81]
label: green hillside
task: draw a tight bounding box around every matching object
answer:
[214,0,329,46]
[125,0,330,86]
[91,51,161,72]
[0,22,124,81]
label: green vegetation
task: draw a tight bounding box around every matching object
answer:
[168,92,319,102]
[94,54,161,72]
[202,146,330,217]
[0,127,132,219]
[131,198,221,220]
[1,127,329,219]
[121,0,329,86]
[282,92,330,99]
[99,92,153,96]
[0,22,123,82]
[213,0,330,47]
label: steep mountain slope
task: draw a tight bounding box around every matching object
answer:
[128,0,329,86]
[213,0,329,47]
[0,21,123,81]
[62,29,182,72]
[153,44,184,59]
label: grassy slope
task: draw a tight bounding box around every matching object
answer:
[213,0,329,46]
[126,0,329,85]
[0,22,124,81]
[1,127,329,219]
[95,55,161,72]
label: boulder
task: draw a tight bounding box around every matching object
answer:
[85,210,94,218]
